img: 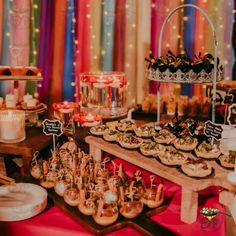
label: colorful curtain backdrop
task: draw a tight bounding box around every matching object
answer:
[0,0,235,109]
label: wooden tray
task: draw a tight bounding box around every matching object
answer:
[24,178,175,236]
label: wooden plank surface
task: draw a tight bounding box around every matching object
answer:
[0,75,43,81]
[0,127,52,157]
[85,136,236,192]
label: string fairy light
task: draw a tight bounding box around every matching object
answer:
[64,0,78,101]
[30,0,40,66]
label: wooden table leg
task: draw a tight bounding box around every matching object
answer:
[89,144,102,162]
[22,155,32,176]
[219,190,235,206]
[181,188,198,224]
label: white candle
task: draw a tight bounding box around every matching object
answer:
[0,110,25,142]
[86,113,94,121]
[23,93,33,103]
[6,100,16,108]
[5,94,15,101]
[5,93,16,108]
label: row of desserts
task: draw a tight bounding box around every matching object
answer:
[89,119,234,177]
[30,141,164,226]
[0,93,39,109]
[145,51,222,74]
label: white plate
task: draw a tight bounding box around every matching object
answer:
[0,183,47,221]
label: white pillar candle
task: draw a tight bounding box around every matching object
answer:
[6,100,16,108]
[0,110,25,143]
[5,94,15,101]
[23,93,33,103]
[5,93,16,108]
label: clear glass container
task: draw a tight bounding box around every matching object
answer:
[0,110,25,143]
[80,72,127,118]
[93,200,119,226]
[64,187,80,206]
[120,200,143,219]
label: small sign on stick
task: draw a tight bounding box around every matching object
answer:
[42,119,63,151]
[204,120,223,140]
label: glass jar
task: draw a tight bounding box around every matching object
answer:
[80,72,127,118]
[0,110,25,143]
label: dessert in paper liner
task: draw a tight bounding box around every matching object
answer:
[116,132,143,149]
[140,140,166,157]
[158,147,188,166]
[90,124,109,136]
[195,142,221,159]
[218,150,236,169]
[116,119,136,132]
[173,136,198,151]
[134,125,156,138]
[103,129,120,142]
[153,129,176,144]
[181,159,212,178]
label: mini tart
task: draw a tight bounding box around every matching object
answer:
[195,142,221,159]
[153,129,176,144]
[103,129,120,142]
[173,136,198,151]
[140,141,166,157]
[158,148,188,166]
[120,201,143,219]
[181,159,212,178]
[116,119,136,132]
[90,124,109,136]
[134,125,156,138]
[117,133,143,149]
[218,150,236,169]
[194,122,205,136]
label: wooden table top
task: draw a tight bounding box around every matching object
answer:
[0,127,52,157]
[86,136,236,193]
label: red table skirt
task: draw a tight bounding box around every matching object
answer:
[0,157,227,236]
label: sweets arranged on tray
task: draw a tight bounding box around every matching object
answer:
[30,142,165,226]
[89,118,235,178]
[145,51,223,79]
[0,93,43,111]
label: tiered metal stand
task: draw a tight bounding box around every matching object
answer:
[146,4,223,123]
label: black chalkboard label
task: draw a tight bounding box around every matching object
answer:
[42,119,63,136]
[204,120,223,140]
[224,94,234,104]
[227,104,236,125]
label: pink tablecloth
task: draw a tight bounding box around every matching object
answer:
[0,157,227,236]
